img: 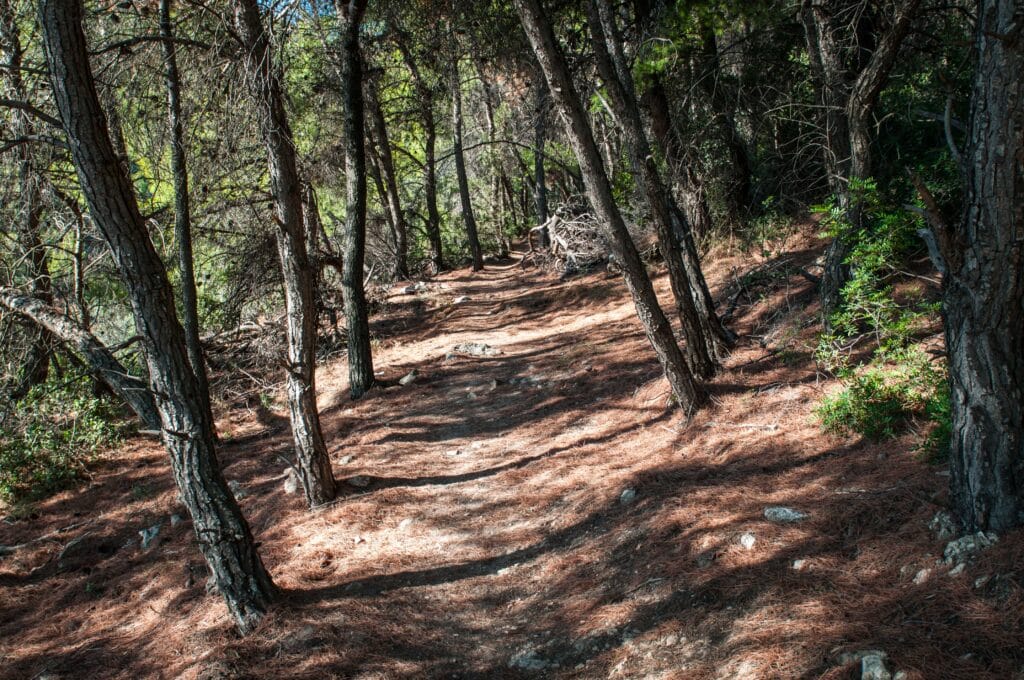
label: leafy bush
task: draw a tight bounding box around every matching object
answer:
[813,180,950,457]
[816,349,949,455]
[0,377,124,503]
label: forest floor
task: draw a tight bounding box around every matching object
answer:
[1,222,1022,680]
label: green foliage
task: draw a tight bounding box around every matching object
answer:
[814,181,949,456]
[0,378,123,503]
[743,196,794,258]
[816,349,949,453]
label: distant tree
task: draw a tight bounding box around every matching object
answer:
[38,0,276,633]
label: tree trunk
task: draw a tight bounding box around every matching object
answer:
[942,0,1024,533]
[366,80,408,279]
[423,103,444,273]
[336,0,374,398]
[0,289,161,430]
[1,0,52,398]
[160,0,211,417]
[233,0,337,507]
[512,0,705,414]
[533,75,549,229]
[586,0,718,379]
[39,0,275,634]
[451,58,484,271]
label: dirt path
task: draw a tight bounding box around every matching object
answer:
[2,235,1022,679]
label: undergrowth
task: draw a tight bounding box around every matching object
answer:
[0,376,124,503]
[813,180,950,460]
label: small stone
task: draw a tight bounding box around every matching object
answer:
[398,518,415,530]
[928,510,958,541]
[739,533,756,549]
[170,514,184,527]
[338,455,354,465]
[452,342,502,357]
[453,295,471,304]
[893,672,908,680]
[228,480,248,500]
[861,652,892,680]
[973,574,991,589]
[443,449,463,458]
[764,506,809,523]
[139,524,160,549]
[399,370,418,386]
[619,488,637,504]
[913,568,931,584]
[467,391,477,400]
[948,563,966,577]
[663,634,678,646]
[792,559,807,571]
[943,531,998,565]
[348,476,371,488]
[283,472,299,495]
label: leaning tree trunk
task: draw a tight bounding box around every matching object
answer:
[160,0,211,417]
[451,58,484,271]
[336,0,374,398]
[512,0,705,414]
[587,0,722,378]
[941,0,1024,533]
[0,289,161,430]
[39,0,275,634]
[233,0,337,507]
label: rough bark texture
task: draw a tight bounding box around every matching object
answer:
[942,0,1024,533]
[0,289,161,430]
[367,80,408,279]
[160,0,211,415]
[513,0,705,414]
[336,0,374,398]
[39,0,275,633]
[233,0,337,507]
[451,59,484,271]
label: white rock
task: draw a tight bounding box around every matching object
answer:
[792,559,808,571]
[948,563,966,577]
[943,531,998,565]
[398,518,415,530]
[283,472,299,494]
[399,370,418,386]
[228,480,248,499]
[169,514,184,527]
[861,652,892,680]
[338,455,354,465]
[928,510,958,541]
[139,524,160,549]
[913,568,931,584]
[739,533,756,549]
[453,295,471,304]
[619,488,637,504]
[764,506,809,523]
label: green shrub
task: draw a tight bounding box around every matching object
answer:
[0,377,124,503]
[813,180,950,455]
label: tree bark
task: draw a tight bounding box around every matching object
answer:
[533,74,549,229]
[39,0,275,633]
[160,0,212,417]
[0,289,161,430]
[233,0,337,507]
[512,0,705,414]
[451,58,484,271]
[366,79,409,279]
[336,0,374,398]
[586,0,718,378]
[942,0,1024,533]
